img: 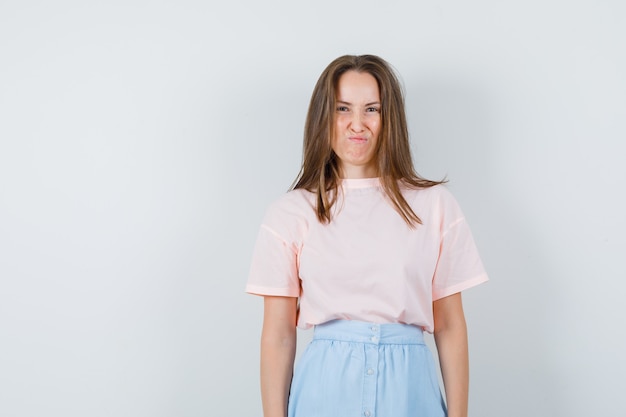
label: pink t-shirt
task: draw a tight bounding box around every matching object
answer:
[246,178,488,332]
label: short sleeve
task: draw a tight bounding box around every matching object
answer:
[431,190,488,300]
[246,225,301,297]
[245,195,306,298]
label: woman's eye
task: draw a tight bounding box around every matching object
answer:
[336,106,349,112]
[366,107,380,112]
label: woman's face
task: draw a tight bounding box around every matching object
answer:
[332,70,381,178]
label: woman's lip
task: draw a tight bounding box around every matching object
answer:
[348,136,367,142]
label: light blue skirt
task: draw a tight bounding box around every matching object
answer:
[288,320,447,417]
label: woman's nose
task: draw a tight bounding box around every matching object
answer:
[349,113,364,132]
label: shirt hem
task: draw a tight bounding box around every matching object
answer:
[245,285,300,298]
[432,273,489,301]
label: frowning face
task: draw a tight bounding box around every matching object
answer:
[332,70,381,179]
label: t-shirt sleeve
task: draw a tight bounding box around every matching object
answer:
[245,198,303,298]
[431,189,488,300]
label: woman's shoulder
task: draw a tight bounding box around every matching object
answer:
[403,182,455,202]
[266,188,316,214]
[260,188,316,233]
[402,183,465,218]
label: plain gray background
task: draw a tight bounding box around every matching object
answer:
[1,1,625,416]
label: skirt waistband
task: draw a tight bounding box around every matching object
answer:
[313,320,425,345]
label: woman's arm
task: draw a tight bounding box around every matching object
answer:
[433,292,469,417]
[260,296,298,417]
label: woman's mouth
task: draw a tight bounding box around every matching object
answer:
[348,136,367,143]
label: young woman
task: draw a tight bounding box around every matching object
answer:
[246,55,488,417]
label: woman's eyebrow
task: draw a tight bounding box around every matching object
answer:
[336,100,381,106]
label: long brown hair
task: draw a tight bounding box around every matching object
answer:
[291,54,445,227]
